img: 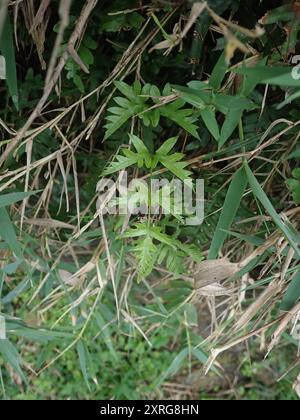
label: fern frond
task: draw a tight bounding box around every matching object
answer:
[157,244,184,274]
[159,154,192,181]
[104,82,147,140]
[104,81,199,140]
[104,109,135,141]
[134,235,158,282]
[161,100,199,139]
[102,154,138,176]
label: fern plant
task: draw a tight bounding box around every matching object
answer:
[103,134,192,180]
[157,242,202,275]
[120,223,202,281]
[102,134,201,280]
[104,81,199,140]
[132,235,158,280]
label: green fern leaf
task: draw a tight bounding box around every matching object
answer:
[156,136,178,156]
[159,154,192,181]
[104,109,135,140]
[157,245,183,274]
[134,235,158,282]
[104,82,147,140]
[102,154,138,176]
[114,81,137,101]
[161,100,199,139]
[120,223,149,239]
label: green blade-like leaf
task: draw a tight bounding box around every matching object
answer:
[173,86,206,109]
[102,154,138,176]
[156,136,178,156]
[149,227,177,248]
[0,191,38,208]
[0,339,26,382]
[175,85,254,110]
[0,208,23,259]
[77,340,91,390]
[244,162,300,258]
[159,156,192,180]
[240,57,268,96]
[120,224,149,239]
[192,348,219,374]
[208,167,248,259]
[0,277,29,305]
[0,14,18,109]
[261,5,294,24]
[129,134,149,155]
[157,348,189,385]
[233,66,299,87]
[114,81,136,101]
[280,271,300,311]
[104,109,135,140]
[163,109,199,139]
[7,320,72,342]
[209,50,227,90]
[219,108,243,148]
[214,95,255,110]
[277,89,300,110]
[200,107,220,141]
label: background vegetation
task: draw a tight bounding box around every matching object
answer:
[0,0,300,400]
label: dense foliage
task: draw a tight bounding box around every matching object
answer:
[0,0,300,400]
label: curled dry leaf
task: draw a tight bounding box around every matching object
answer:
[59,261,95,287]
[194,258,241,290]
[58,269,75,286]
[149,2,207,54]
[197,283,234,297]
[149,34,178,53]
[25,218,75,230]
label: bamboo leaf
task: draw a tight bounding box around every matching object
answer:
[0,208,23,259]
[77,340,91,390]
[280,271,300,311]
[157,348,189,385]
[0,191,38,208]
[244,162,300,258]
[233,66,299,88]
[0,339,26,383]
[200,107,220,141]
[210,51,227,90]
[219,108,243,148]
[192,348,219,374]
[0,14,18,109]
[208,167,248,259]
